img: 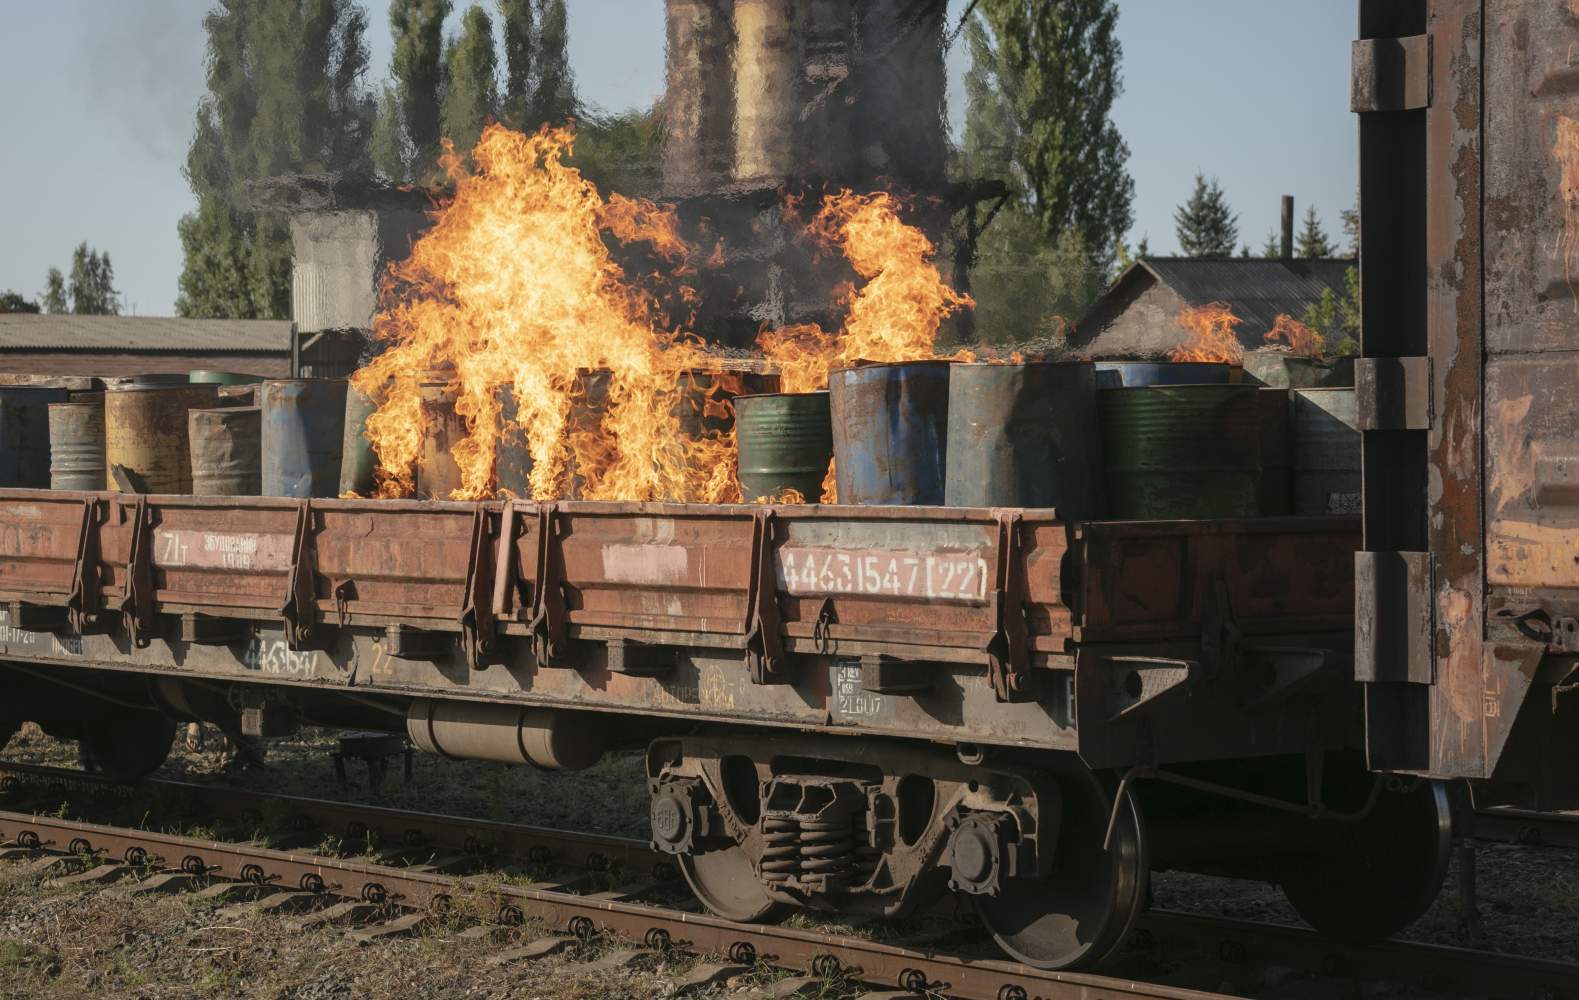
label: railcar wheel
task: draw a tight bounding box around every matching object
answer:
[974,771,1148,970]
[79,711,177,782]
[678,842,790,925]
[1279,778,1452,942]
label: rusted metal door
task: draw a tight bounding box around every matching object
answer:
[1356,0,1579,800]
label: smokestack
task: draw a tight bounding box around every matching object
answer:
[1281,195,1295,260]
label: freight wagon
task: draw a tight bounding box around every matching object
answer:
[0,0,1569,976]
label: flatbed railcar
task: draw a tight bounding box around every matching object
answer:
[0,491,1428,969]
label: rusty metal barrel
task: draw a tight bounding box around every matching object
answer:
[189,406,262,496]
[945,362,1104,516]
[1099,384,1262,520]
[829,361,951,505]
[47,394,105,491]
[735,391,833,502]
[259,378,348,498]
[416,377,466,500]
[672,369,780,440]
[563,368,614,499]
[1292,388,1361,516]
[0,386,68,488]
[495,384,533,498]
[339,382,379,497]
[104,381,220,493]
[1094,361,1238,387]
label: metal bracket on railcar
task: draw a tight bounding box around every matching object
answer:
[458,505,497,670]
[279,500,322,651]
[66,496,105,635]
[119,495,157,647]
[527,503,569,664]
[984,513,1033,703]
[745,510,790,685]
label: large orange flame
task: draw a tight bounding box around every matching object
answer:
[757,191,974,394]
[353,125,741,503]
[1168,302,1245,364]
[1265,313,1325,359]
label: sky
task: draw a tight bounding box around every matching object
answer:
[0,1,1358,317]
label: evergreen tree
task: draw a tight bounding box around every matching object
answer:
[1260,228,1283,259]
[1297,205,1336,258]
[382,0,450,179]
[68,243,119,315]
[960,1,1134,267]
[1173,173,1239,257]
[178,0,375,320]
[440,5,500,157]
[0,292,39,314]
[41,270,68,314]
[527,0,575,126]
[1340,192,1360,256]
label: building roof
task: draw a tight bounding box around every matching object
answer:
[1109,256,1354,336]
[0,315,293,353]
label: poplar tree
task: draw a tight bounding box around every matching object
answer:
[41,270,68,314]
[68,243,120,315]
[440,5,500,156]
[527,0,575,126]
[498,0,535,126]
[1174,173,1239,257]
[377,0,450,179]
[962,0,1134,266]
[177,0,375,320]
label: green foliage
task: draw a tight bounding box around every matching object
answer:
[441,5,500,157]
[527,0,575,127]
[1297,204,1336,258]
[499,0,534,125]
[1302,265,1361,356]
[1174,173,1239,257]
[386,0,450,179]
[68,243,120,315]
[960,0,1134,267]
[570,108,662,195]
[966,208,1109,348]
[1340,193,1359,256]
[178,0,375,320]
[41,270,67,314]
[0,291,39,314]
[1260,228,1283,259]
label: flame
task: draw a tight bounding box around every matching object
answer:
[353,124,739,502]
[753,488,806,504]
[1265,314,1325,359]
[758,190,973,394]
[821,458,837,504]
[1555,116,1579,310]
[1168,302,1245,364]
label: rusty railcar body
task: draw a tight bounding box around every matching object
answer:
[1354,0,1579,807]
[0,490,1413,968]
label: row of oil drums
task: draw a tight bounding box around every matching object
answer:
[738,360,1360,519]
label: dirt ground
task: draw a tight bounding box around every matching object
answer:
[0,724,1574,1000]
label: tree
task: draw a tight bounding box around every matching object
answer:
[41,270,68,314]
[1340,192,1360,256]
[1297,205,1336,258]
[178,0,376,320]
[965,207,1109,348]
[572,107,663,195]
[68,243,119,315]
[0,291,39,314]
[380,0,450,180]
[1260,228,1283,259]
[440,5,500,157]
[527,0,575,127]
[960,1,1134,268]
[1174,173,1239,257]
[499,0,534,126]
[1303,265,1361,356]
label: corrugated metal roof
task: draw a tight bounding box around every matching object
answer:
[0,315,292,353]
[1134,257,1354,337]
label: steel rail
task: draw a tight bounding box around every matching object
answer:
[2,763,1575,998]
[0,808,1234,1000]
[1473,807,1579,850]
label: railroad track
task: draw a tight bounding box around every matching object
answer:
[0,761,1575,1000]
[1474,807,1579,850]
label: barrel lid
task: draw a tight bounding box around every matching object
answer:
[735,390,829,402]
[189,370,264,385]
[105,373,194,391]
[830,359,954,375]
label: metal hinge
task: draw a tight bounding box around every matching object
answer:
[1355,551,1434,685]
[1352,34,1432,113]
[744,510,790,685]
[984,512,1034,703]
